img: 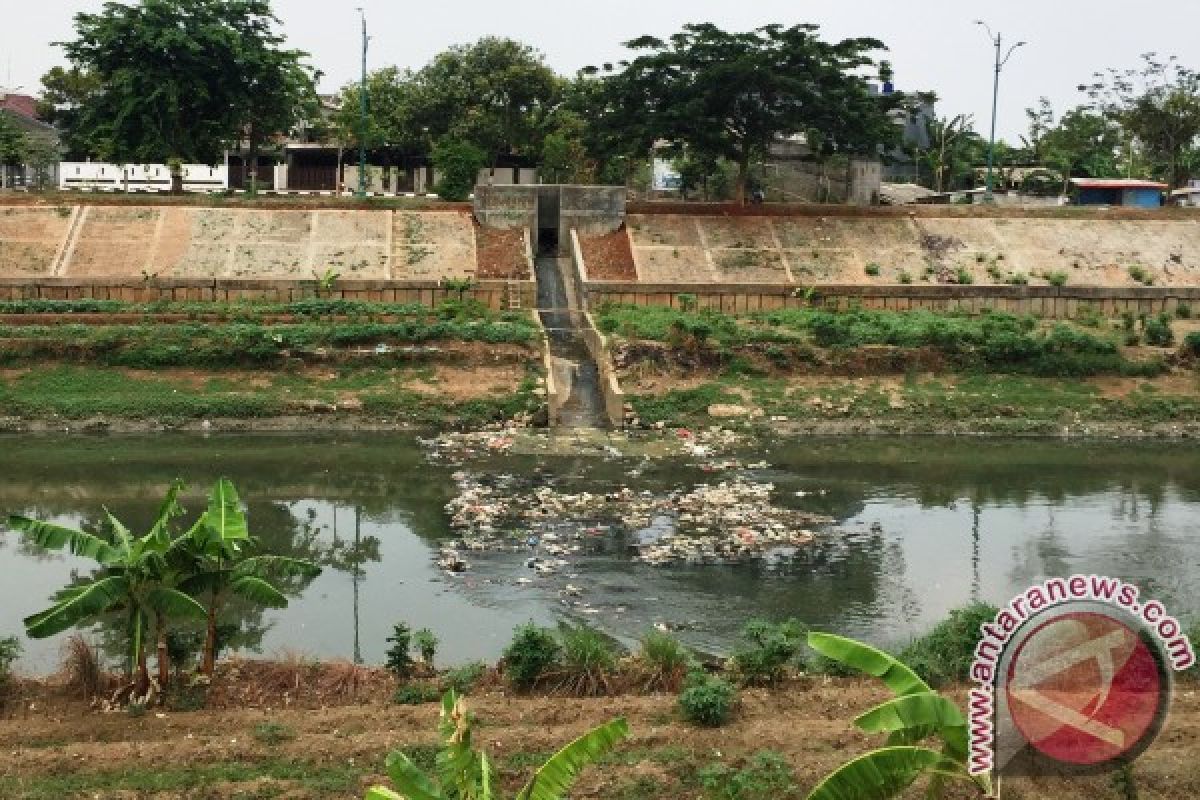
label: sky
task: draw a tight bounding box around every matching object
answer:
[3,0,1199,142]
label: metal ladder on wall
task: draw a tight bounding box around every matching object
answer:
[506,280,522,311]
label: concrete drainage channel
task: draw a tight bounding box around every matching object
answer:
[535,248,610,429]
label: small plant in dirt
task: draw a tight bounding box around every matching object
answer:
[1128,265,1154,286]
[1006,272,1029,285]
[394,683,442,706]
[897,270,912,285]
[550,623,619,696]
[252,721,297,746]
[503,623,561,691]
[0,635,20,708]
[413,628,439,667]
[440,661,487,695]
[1176,303,1192,319]
[678,670,737,727]
[1076,306,1105,328]
[385,623,415,679]
[898,602,999,687]
[366,690,629,800]
[864,263,881,277]
[635,630,692,692]
[730,618,806,686]
[1043,270,1068,287]
[699,751,799,800]
[1144,313,1175,347]
[805,632,991,799]
[954,267,974,285]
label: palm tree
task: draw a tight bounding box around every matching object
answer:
[174,479,322,676]
[9,483,206,696]
[368,690,629,800]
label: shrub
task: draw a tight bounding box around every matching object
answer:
[0,636,20,708]
[440,661,487,695]
[730,619,806,686]
[698,751,798,800]
[61,634,102,700]
[1176,303,1192,319]
[1128,265,1154,286]
[1144,314,1175,347]
[1044,270,1068,287]
[898,270,913,285]
[1006,272,1029,285]
[678,671,737,727]
[1184,332,1200,357]
[553,623,619,696]
[394,683,442,706]
[385,623,415,679]
[864,263,881,277]
[676,293,698,312]
[503,623,561,691]
[431,137,486,202]
[413,628,439,667]
[252,721,297,746]
[955,267,974,285]
[636,630,692,692]
[899,602,999,687]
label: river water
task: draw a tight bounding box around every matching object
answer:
[1,432,1197,673]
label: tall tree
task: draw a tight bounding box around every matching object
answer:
[58,0,315,165]
[587,23,901,203]
[36,66,102,158]
[1083,53,1200,187]
[1041,107,1122,192]
[0,115,28,167]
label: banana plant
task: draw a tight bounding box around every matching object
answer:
[173,478,322,676]
[805,633,991,800]
[9,482,206,695]
[367,690,629,800]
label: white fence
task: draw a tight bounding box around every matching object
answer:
[58,162,228,193]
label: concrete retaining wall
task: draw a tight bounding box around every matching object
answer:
[0,277,537,311]
[584,282,1200,319]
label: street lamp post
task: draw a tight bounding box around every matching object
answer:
[975,21,1026,202]
[356,8,369,198]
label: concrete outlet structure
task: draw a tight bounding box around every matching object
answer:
[474,185,625,256]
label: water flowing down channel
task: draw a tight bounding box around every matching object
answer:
[534,252,608,429]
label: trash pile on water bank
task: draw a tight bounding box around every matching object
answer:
[441,472,831,570]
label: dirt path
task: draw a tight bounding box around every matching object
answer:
[2,678,1197,799]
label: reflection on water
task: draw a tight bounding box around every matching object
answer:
[0,433,1197,672]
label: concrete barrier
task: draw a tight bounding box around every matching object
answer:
[583,281,1200,319]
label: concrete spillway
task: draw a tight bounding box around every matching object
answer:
[534,253,607,429]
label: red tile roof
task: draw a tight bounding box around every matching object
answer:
[0,93,40,121]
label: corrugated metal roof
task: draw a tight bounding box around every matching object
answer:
[1069,178,1167,190]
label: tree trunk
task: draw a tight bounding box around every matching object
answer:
[201,591,219,676]
[247,127,259,195]
[736,149,751,206]
[135,650,150,698]
[156,613,170,690]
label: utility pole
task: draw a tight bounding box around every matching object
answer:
[356,8,369,198]
[974,21,1026,202]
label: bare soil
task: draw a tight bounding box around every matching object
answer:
[475,225,530,279]
[1,668,1197,799]
[580,229,638,281]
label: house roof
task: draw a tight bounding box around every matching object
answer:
[1069,178,1167,190]
[0,92,40,121]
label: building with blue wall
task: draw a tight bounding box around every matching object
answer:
[1071,178,1166,208]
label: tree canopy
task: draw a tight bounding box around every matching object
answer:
[56,0,316,164]
[335,38,561,168]
[1083,53,1200,187]
[585,23,902,202]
